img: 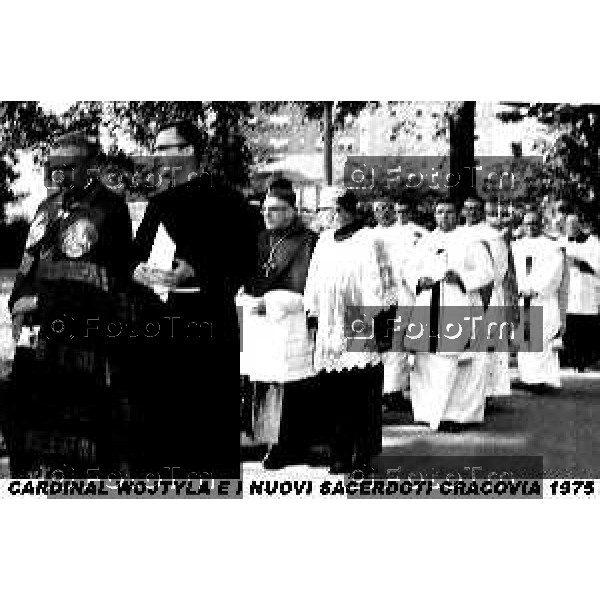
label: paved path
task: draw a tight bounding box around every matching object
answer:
[243,372,600,480]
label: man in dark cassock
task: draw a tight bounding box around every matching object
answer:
[237,178,319,469]
[3,132,135,478]
[130,120,257,479]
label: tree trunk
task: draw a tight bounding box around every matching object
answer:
[324,101,333,185]
[449,101,476,205]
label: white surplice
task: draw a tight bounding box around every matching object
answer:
[405,228,495,429]
[559,234,600,315]
[304,227,386,374]
[512,235,565,388]
[459,223,512,396]
[238,289,315,384]
[366,225,417,393]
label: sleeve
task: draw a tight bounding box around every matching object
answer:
[131,198,162,273]
[286,232,318,294]
[303,235,325,317]
[351,234,386,309]
[264,289,305,320]
[458,240,494,293]
[7,206,47,313]
[106,196,135,282]
[528,244,564,297]
[403,237,429,292]
[8,251,36,314]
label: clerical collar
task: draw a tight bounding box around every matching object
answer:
[334,219,363,241]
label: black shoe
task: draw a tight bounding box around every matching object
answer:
[437,420,464,433]
[329,460,353,475]
[262,450,288,471]
[383,392,410,412]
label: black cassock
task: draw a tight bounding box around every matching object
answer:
[130,177,257,479]
[4,181,135,478]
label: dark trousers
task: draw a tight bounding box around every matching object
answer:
[561,314,600,370]
[242,376,325,460]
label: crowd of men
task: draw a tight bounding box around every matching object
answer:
[240,180,600,472]
[3,119,600,478]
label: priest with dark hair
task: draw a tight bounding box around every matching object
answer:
[237,177,319,469]
[130,119,258,479]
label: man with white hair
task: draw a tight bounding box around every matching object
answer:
[314,185,345,233]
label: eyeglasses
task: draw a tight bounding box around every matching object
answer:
[154,143,192,153]
[261,206,290,214]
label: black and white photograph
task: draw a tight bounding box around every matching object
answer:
[0,3,597,597]
[1,99,599,495]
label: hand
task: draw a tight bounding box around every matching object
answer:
[12,313,25,343]
[249,297,266,316]
[11,295,37,315]
[519,288,536,299]
[417,277,436,290]
[444,270,463,287]
[133,263,181,290]
[170,258,195,287]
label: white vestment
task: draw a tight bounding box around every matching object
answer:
[304,228,386,373]
[512,235,565,388]
[405,228,495,429]
[559,235,600,315]
[366,225,417,393]
[238,289,315,383]
[460,223,512,396]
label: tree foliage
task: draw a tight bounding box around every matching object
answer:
[497,102,600,221]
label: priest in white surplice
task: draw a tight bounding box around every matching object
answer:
[369,198,416,407]
[558,213,600,371]
[394,198,428,246]
[460,197,519,399]
[512,210,566,391]
[405,199,495,433]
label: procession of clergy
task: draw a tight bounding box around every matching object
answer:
[238,178,600,473]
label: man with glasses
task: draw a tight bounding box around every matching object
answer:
[5,131,135,477]
[237,178,318,469]
[130,120,257,478]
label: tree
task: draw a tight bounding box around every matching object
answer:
[496,102,600,221]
